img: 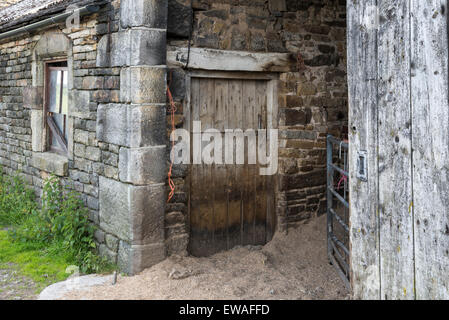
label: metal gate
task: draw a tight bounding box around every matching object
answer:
[327,135,350,289]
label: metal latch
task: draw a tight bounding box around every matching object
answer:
[357,151,368,182]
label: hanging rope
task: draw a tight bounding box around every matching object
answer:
[337,174,347,190]
[167,72,177,203]
[335,139,349,190]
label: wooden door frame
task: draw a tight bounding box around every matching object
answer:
[183,70,280,246]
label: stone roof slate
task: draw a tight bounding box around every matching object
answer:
[0,0,102,32]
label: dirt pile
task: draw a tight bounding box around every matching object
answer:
[63,214,349,300]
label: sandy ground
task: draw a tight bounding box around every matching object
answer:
[63,214,350,300]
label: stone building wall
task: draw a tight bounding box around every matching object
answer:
[0,1,123,260]
[0,0,170,274]
[165,0,348,255]
[0,0,348,270]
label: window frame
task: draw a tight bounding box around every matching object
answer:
[44,59,69,156]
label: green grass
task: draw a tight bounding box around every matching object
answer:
[0,230,71,291]
[0,171,116,294]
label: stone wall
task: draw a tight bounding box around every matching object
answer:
[0,1,123,262]
[0,0,348,270]
[0,0,169,274]
[95,0,169,274]
[165,0,348,254]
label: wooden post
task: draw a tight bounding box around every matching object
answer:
[410,0,449,300]
[349,0,449,300]
[377,0,414,300]
[347,0,381,300]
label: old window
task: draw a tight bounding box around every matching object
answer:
[45,61,68,155]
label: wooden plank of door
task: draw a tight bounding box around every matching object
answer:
[200,78,215,131]
[191,78,200,123]
[213,79,229,252]
[377,0,415,300]
[410,0,449,300]
[265,80,276,242]
[347,0,381,299]
[227,79,244,249]
[255,80,268,245]
[214,79,228,132]
[189,78,215,256]
[242,80,257,245]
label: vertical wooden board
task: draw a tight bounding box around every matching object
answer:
[214,79,229,132]
[265,80,277,242]
[191,78,200,122]
[242,80,257,245]
[213,161,228,252]
[189,150,216,255]
[255,80,268,244]
[189,79,216,256]
[243,80,257,130]
[241,150,256,246]
[347,0,381,299]
[255,80,268,129]
[228,80,243,129]
[410,0,449,300]
[226,161,242,250]
[184,75,192,133]
[213,79,229,252]
[377,0,415,300]
[199,78,215,131]
[227,80,244,249]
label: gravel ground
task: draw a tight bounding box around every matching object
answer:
[63,214,350,300]
[0,264,38,300]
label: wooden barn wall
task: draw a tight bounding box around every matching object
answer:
[348,0,449,299]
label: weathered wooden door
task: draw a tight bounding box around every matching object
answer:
[188,75,276,257]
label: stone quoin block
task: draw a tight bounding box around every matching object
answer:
[119,145,167,185]
[117,241,166,275]
[109,32,130,67]
[95,34,112,67]
[99,177,165,245]
[96,104,166,147]
[120,67,166,104]
[120,0,168,29]
[130,29,167,66]
[97,29,166,67]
